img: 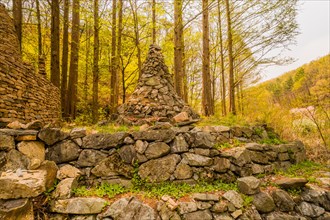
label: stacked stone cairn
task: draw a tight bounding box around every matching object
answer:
[117,44,199,125]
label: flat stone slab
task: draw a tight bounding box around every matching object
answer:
[0,169,47,199]
[275,177,308,189]
[0,129,38,137]
[51,198,107,214]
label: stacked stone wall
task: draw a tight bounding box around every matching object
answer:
[0,4,60,126]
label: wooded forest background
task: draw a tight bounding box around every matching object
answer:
[3,0,300,123]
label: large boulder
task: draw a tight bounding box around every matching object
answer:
[144,142,170,159]
[182,153,213,166]
[77,149,107,167]
[17,141,45,163]
[46,140,80,164]
[0,170,47,199]
[275,177,308,189]
[51,198,107,214]
[271,189,295,211]
[138,154,181,182]
[253,192,275,213]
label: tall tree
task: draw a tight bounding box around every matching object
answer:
[12,0,22,50]
[117,0,123,102]
[67,0,80,119]
[50,0,60,88]
[202,0,214,116]
[61,0,70,117]
[173,0,184,99]
[152,0,156,44]
[36,0,45,75]
[225,0,235,115]
[109,0,117,114]
[217,0,226,116]
[92,0,99,123]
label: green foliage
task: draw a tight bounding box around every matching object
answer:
[73,183,128,198]
[197,114,250,127]
[242,195,254,207]
[259,131,286,145]
[287,188,302,196]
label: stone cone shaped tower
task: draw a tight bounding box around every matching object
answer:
[117,45,199,125]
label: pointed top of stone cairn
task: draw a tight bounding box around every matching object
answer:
[117,44,199,125]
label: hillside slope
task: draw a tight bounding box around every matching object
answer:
[243,54,330,163]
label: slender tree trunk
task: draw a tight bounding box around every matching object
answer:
[12,0,22,50]
[36,0,45,75]
[174,0,183,98]
[217,0,226,116]
[130,0,142,78]
[225,0,236,115]
[152,0,156,44]
[110,0,117,114]
[182,37,188,102]
[117,0,123,104]
[67,0,80,119]
[51,0,60,88]
[84,21,90,104]
[92,0,99,123]
[61,0,70,118]
[202,0,214,116]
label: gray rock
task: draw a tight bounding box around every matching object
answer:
[51,198,107,214]
[118,145,137,164]
[91,153,134,178]
[265,212,302,220]
[174,162,192,179]
[131,129,176,143]
[191,132,215,148]
[158,202,181,220]
[82,132,129,149]
[70,127,86,139]
[297,201,325,218]
[223,147,251,167]
[212,201,228,213]
[232,209,243,219]
[46,140,80,164]
[0,198,33,220]
[182,153,213,166]
[251,164,264,174]
[0,169,47,199]
[183,210,212,220]
[239,206,261,220]
[134,140,148,154]
[194,148,210,156]
[101,197,156,220]
[196,201,212,210]
[145,142,170,159]
[249,151,269,164]
[275,177,308,189]
[253,192,275,213]
[178,202,198,214]
[0,134,15,151]
[25,120,43,130]
[38,128,69,145]
[278,153,290,161]
[38,160,58,189]
[237,176,260,195]
[192,193,219,201]
[223,190,244,209]
[214,214,233,220]
[77,149,108,167]
[138,154,181,182]
[213,157,231,173]
[301,187,330,211]
[171,134,189,153]
[52,178,78,199]
[272,189,295,211]
[123,136,135,144]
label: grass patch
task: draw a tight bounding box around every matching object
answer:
[73,180,238,199]
[196,115,250,127]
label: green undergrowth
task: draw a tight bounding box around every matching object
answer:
[62,123,139,134]
[73,180,238,199]
[258,131,286,145]
[197,115,250,127]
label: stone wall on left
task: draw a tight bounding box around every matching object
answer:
[0,4,60,126]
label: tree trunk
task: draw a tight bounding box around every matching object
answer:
[36,0,45,75]
[174,0,183,99]
[217,0,226,116]
[84,21,90,105]
[202,0,214,116]
[225,0,236,115]
[152,0,156,44]
[12,0,22,50]
[109,0,117,114]
[61,0,70,118]
[67,0,80,120]
[92,0,99,123]
[117,0,123,104]
[51,0,60,88]
[182,36,188,102]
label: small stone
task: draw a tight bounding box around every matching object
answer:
[196,201,212,210]
[7,121,25,129]
[171,134,189,153]
[17,141,45,162]
[70,127,86,139]
[51,198,107,214]
[231,209,243,219]
[237,176,260,195]
[275,177,308,189]
[183,210,212,220]
[46,140,80,164]
[57,164,82,180]
[297,201,325,218]
[192,193,219,201]
[144,142,170,159]
[173,112,189,123]
[183,153,213,166]
[135,140,148,154]
[211,200,228,213]
[38,128,69,145]
[0,134,15,151]
[213,157,231,173]
[174,162,192,180]
[25,120,43,130]
[52,178,78,199]
[77,149,108,167]
[271,189,295,211]
[223,190,244,209]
